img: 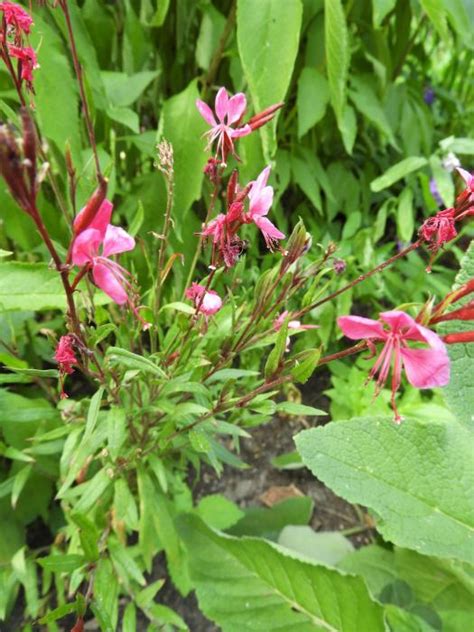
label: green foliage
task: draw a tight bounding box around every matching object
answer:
[296,416,474,563]
[178,514,386,631]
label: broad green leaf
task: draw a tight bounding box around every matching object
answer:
[39,602,78,625]
[292,348,322,384]
[295,416,474,563]
[297,67,330,137]
[420,0,449,39]
[440,136,474,155]
[106,107,139,133]
[350,77,396,146]
[102,70,159,107]
[441,242,474,425]
[161,80,208,218]
[370,157,427,192]
[372,0,397,27]
[228,497,314,539]
[178,515,385,631]
[196,4,226,70]
[279,527,354,566]
[196,494,245,530]
[237,0,303,157]
[93,558,119,631]
[37,554,85,574]
[325,0,350,124]
[339,544,474,616]
[32,14,82,165]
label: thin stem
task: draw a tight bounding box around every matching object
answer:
[295,241,421,319]
[182,175,221,298]
[59,0,103,184]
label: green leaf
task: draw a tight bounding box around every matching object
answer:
[291,155,322,212]
[39,602,78,625]
[109,538,146,587]
[107,408,126,460]
[114,478,139,531]
[264,315,289,378]
[237,0,303,157]
[350,77,396,146]
[102,70,159,107]
[338,104,357,155]
[295,416,474,563]
[178,514,385,631]
[370,157,427,192]
[196,494,245,530]
[420,0,449,39]
[325,0,350,124]
[93,558,119,630]
[205,369,259,383]
[292,348,322,384]
[196,5,226,70]
[229,497,314,539]
[106,347,166,378]
[32,13,82,165]
[37,554,85,574]
[73,469,112,514]
[440,136,474,155]
[161,79,208,218]
[397,188,414,242]
[122,603,136,632]
[277,402,326,416]
[148,604,189,630]
[71,514,100,563]
[278,527,354,566]
[372,0,397,27]
[441,242,474,425]
[106,107,140,133]
[429,155,454,207]
[11,465,33,508]
[297,67,330,137]
[0,263,67,312]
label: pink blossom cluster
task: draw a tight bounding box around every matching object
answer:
[0,2,38,87]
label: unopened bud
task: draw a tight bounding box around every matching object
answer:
[247,102,284,131]
[72,178,108,235]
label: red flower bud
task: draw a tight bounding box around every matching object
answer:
[443,331,474,344]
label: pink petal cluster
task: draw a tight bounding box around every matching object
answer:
[8,44,37,83]
[196,87,251,164]
[185,282,222,317]
[201,165,285,267]
[338,310,450,423]
[0,2,32,35]
[71,199,135,305]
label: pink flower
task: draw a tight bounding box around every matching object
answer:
[71,200,135,305]
[338,310,450,423]
[186,282,222,317]
[196,87,251,163]
[244,166,285,249]
[457,167,474,195]
[8,44,38,83]
[0,2,33,35]
[419,207,457,252]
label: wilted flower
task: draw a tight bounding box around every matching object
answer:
[243,166,285,250]
[8,44,38,83]
[71,199,135,304]
[419,207,457,252]
[196,87,251,164]
[338,310,450,423]
[0,2,33,36]
[54,335,77,399]
[186,282,222,317]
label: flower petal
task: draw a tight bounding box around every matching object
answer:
[253,215,285,240]
[92,262,128,305]
[71,228,101,266]
[249,185,274,217]
[226,93,247,124]
[337,315,386,340]
[230,124,252,138]
[379,310,416,331]
[196,99,216,127]
[202,291,222,316]
[401,346,450,389]
[102,225,135,257]
[215,87,229,123]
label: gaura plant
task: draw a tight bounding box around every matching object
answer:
[0,2,473,631]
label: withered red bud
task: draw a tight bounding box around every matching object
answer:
[73,178,108,235]
[227,169,238,206]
